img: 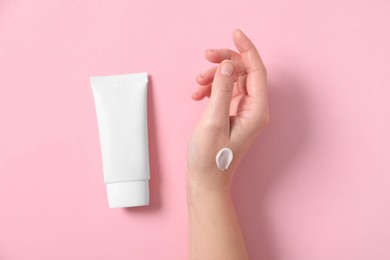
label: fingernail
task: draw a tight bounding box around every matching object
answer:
[221,62,233,76]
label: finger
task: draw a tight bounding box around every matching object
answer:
[196,64,239,86]
[193,81,245,104]
[237,74,248,96]
[203,60,235,127]
[191,85,211,100]
[196,66,217,86]
[232,29,267,101]
[193,82,242,101]
[205,49,246,75]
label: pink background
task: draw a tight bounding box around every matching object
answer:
[1,0,389,259]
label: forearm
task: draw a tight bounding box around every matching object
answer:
[187,180,248,260]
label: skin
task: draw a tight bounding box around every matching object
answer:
[187,29,270,260]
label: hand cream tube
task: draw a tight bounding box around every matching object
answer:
[90,73,150,208]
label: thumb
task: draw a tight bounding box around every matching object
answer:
[204,60,235,127]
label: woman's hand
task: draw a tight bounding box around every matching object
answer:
[187,29,269,194]
[187,29,269,260]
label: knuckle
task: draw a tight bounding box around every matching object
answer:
[252,65,267,77]
[203,118,225,132]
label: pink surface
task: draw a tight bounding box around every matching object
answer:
[1,0,389,259]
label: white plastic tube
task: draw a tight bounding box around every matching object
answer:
[90,72,150,208]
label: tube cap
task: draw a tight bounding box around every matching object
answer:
[106,180,149,208]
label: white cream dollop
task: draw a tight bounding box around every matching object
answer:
[215,148,233,171]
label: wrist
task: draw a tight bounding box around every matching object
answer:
[186,172,232,206]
